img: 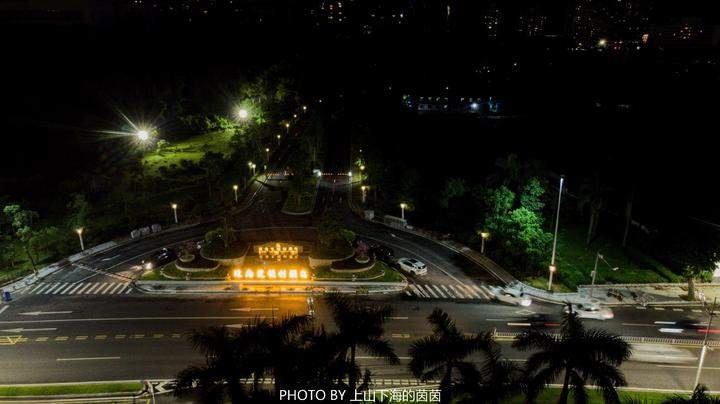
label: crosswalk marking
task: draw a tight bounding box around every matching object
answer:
[19,282,133,296]
[432,285,447,298]
[422,285,439,298]
[407,282,494,301]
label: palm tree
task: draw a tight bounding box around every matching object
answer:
[661,385,720,404]
[173,326,248,403]
[408,308,495,404]
[326,294,399,390]
[456,335,524,404]
[513,307,631,404]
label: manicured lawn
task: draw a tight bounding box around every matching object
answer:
[141,130,235,176]
[282,178,319,214]
[313,261,403,282]
[0,382,140,397]
[543,224,681,290]
[202,239,249,259]
[142,262,228,280]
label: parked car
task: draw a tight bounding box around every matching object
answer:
[563,302,614,320]
[397,258,428,276]
[487,286,532,307]
[141,248,177,270]
[371,245,395,263]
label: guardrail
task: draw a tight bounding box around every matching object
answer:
[492,331,720,347]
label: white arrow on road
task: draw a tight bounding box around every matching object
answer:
[19,311,73,316]
[1,327,57,333]
[231,308,278,312]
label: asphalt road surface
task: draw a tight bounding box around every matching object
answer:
[0,174,718,392]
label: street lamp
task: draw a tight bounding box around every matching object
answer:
[361,185,369,204]
[302,105,307,112]
[693,298,718,390]
[400,203,407,220]
[136,130,149,142]
[237,108,249,120]
[75,228,85,251]
[548,175,564,291]
[284,122,290,133]
[480,231,490,254]
[265,147,270,163]
[233,184,239,203]
[590,252,618,297]
[277,134,281,145]
[248,162,256,176]
[171,203,178,224]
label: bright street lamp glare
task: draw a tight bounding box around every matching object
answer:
[136,130,149,141]
[237,108,249,119]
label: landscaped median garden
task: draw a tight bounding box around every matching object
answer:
[137,213,406,293]
[282,175,319,215]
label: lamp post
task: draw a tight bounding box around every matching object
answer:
[277,134,281,145]
[233,184,239,203]
[361,185,369,204]
[400,203,407,220]
[284,122,290,134]
[693,298,717,389]
[590,252,618,297]
[265,147,270,163]
[480,231,490,254]
[75,228,85,251]
[171,203,178,224]
[548,175,564,291]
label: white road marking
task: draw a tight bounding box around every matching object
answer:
[100,283,115,294]
[0,316,272,324]
[656,365,720,370]
[117,284,130,294]
[19,311,73,316]
[53,283,71,295]
[94,283,110,294]
[654,307,665,311]
[462,285,482,299]
[84,283,101,294]
[231,308,279,312]
[507,322,531,327]
[673,308,684,312]
[449,285,466,299]
[76,283,93,294]
[1,327,57,332]
[621,323,655,327]
[108,283,125,294]
[654,321,676,325]
[391,333,411,339]
[124,285,133,294]
[28,283,47,294]
[389,316,408,320]
[432,285,447,298]
[101,254,121,261]
[409,284,427,298]
[405,291,411,296]
[421,285,439,298]
[56,357,121,362]
[0,306,8,315]
[43,283,62,294]
[65,283,85,294]
[692,309,703,313]
[441,285,455,298]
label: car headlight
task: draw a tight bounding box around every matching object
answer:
[520,298,532,307]
[145,262,153,270]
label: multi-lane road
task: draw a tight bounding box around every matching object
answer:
[0,175,718,393]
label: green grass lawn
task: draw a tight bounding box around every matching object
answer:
[313,261,403,282]
[536,224,681,290]
[282,178,319,214]
[0,382,141,397]
[142,262,229,280]
[141,130,235,176]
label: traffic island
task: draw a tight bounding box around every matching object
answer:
[136,240,407,295]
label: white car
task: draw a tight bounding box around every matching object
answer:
[397,258,428,276]
[564,302,614,320]
[487,286,532,307]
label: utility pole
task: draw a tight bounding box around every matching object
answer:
[693,297,717,389]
